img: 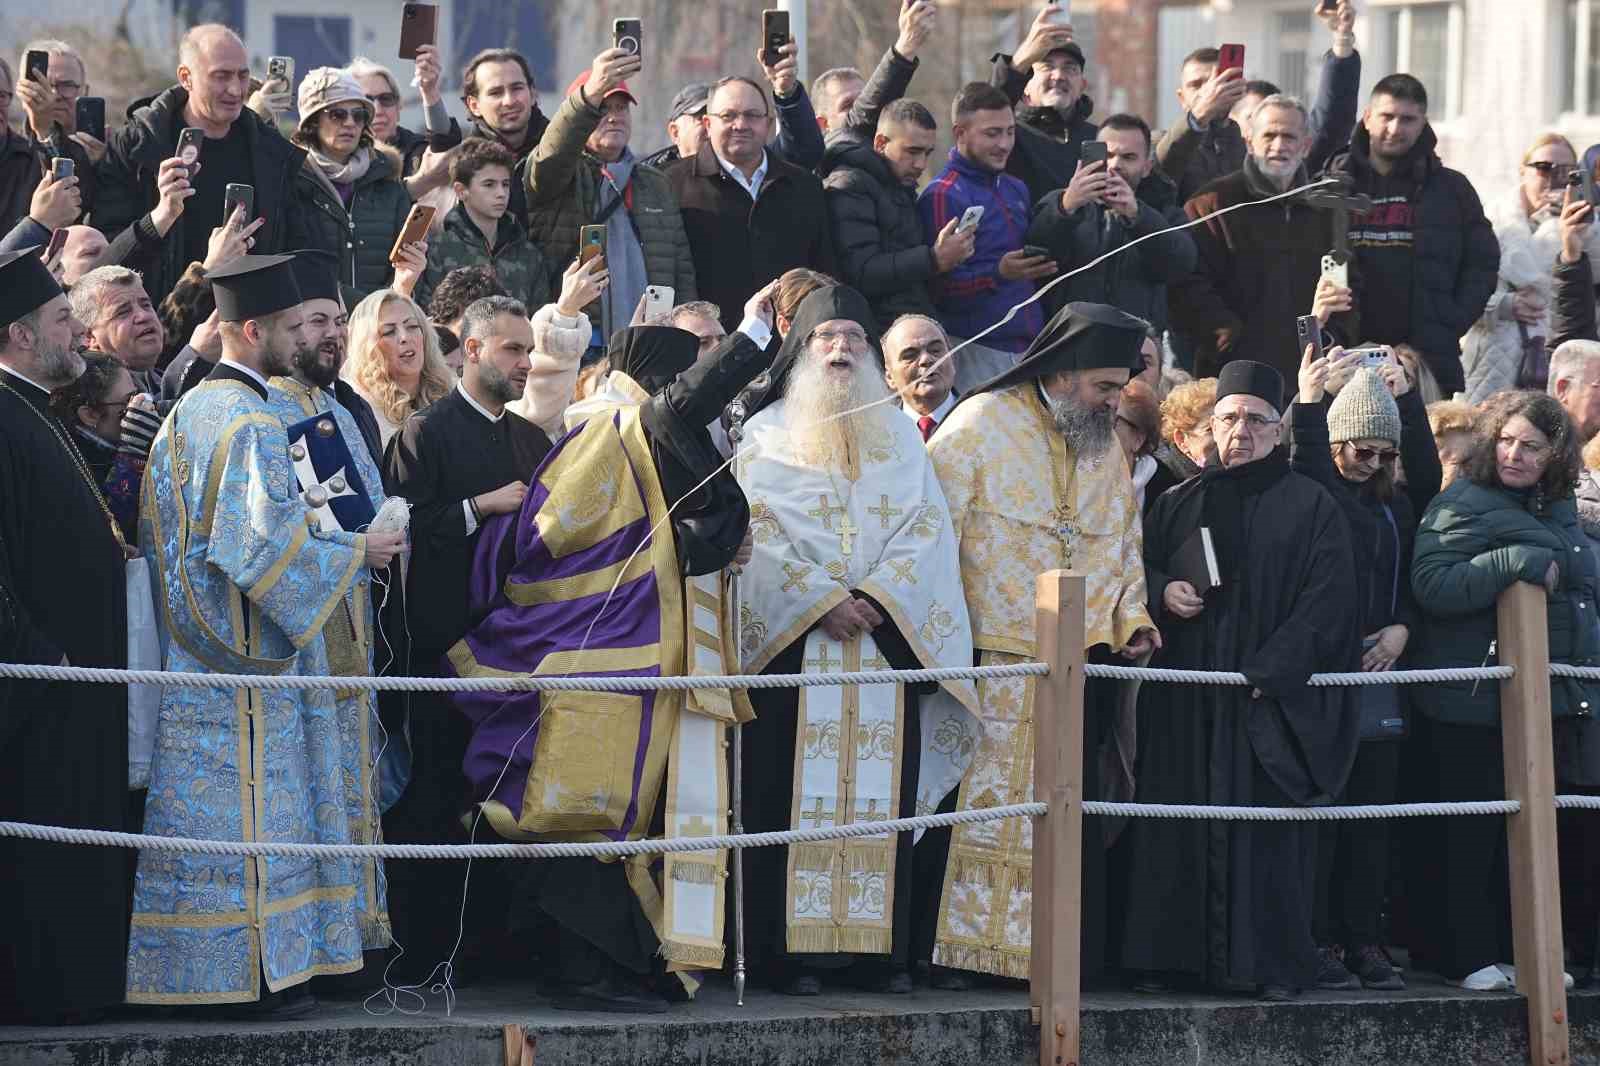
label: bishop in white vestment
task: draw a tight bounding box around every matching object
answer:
[735,285,980,995]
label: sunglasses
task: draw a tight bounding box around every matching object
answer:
[1346,444,1400,464]
[366,92,400,109]
[322,106,371,126]
[1526,160,1577,181]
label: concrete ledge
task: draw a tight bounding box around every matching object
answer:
[3,976,1597,1066]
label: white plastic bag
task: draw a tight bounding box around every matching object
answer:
[126,557,162,789]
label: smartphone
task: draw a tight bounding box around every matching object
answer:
[1022,244,1052,260]
[389,204,437,264]
[1042,1,1072,27]
[40,227,68,264]
[1583,168,1600,210]
[399,3,439,60]
[1320,252,1348,290]
[1296,314,1323,365]
[1348,345,1393,370]
[51,156,74,182]
[761,10,790,67]
[613,17,643,60]
[1079,141,1108,168]
[1316,0,1337,12]
[643,285,675,320]
[579,224,607,266]
[176,127,205,174]
[1218,43,1246,74]
[75,97,106,142]
[223,183,254,226]
[24,49,49,85]
[957,205,984,233]
[267,56,294,85]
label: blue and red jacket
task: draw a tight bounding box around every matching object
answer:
[917,148,1043,354]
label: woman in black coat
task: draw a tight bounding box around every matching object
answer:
[1290,350,1442,993]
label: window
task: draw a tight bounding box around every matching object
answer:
[273,17,353,79]
[1374,2,1462,118]
[1563,0,1600,115]
[1276,10,1312,99]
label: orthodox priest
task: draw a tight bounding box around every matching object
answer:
[1119,359,1360,1000]
[446,288,777,1012]
[735,284,981,996]
[265,248,392,947]
[926,302,1160,983]
[129,255,405,1016]
[0,250,128,1026]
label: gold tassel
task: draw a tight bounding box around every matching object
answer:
[669,861,720,885]
[660,939,726,968]
[838,926,893,955]
[931,943,1031,980]
[792,844,837,872]
[846,844,894,875]
[786,924,841,954]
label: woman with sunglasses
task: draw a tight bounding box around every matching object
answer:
[285,67,417,305]
[1461,133,1600,404]
[1292,348,1442,994]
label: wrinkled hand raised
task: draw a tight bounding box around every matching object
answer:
[1192,68,1247,126]
[744,279,780,331]
[558,255,609,318]
[390,240,429,298]
[149,157,197,236]
[1013,5,1076,73]
[203,204,264,271]
[1061,159,1110,215]
[759,41,800,98]
[413,45,443,105]
[896,0,937,60]
[1298,342,1332,404]
[29,171,79,230]
[248,77,294,122]
[587,47,641,104]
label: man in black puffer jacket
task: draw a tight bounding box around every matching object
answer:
[823,101,974,332]
[1326,74,1498,397]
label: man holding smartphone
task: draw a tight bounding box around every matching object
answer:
[12,40,98,221]
[987,5,1098,205]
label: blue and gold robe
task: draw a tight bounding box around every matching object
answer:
[128,372,378,1005]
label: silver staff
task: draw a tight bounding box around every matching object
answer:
[725,391,754,1008]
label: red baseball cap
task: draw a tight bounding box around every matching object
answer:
[567,70,637,106]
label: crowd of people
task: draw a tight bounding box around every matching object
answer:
[5,0,1600,1029]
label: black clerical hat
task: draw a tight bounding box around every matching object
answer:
[971,302,1147,395]
[607,326,700,396]
[287,249,341,305]
[1216,359,1285,412]
[745,284,877,417]
[208,254,302,323]
[0,248,64,330]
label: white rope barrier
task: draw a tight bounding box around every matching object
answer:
[1082,800,1522,820]
[0,802,1049,860]
[1556,795,1600,809]
[1083,664,1513,686]
[1551,664,1600,681]
[0,659,1049,693]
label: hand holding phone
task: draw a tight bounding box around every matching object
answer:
[1218,43,1246,74]
[399,3,439,60]
[957,205,985,234]
[1042,1,1072,27]
[176,127,205,176]
[390,204,437,265]
[51,157,75,182]
[761,10,791,67]
[223,184,254,228]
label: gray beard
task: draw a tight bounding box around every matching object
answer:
[1050,395,1115,457]
[36,338,85,388]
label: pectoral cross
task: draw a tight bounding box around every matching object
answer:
[807,494,846,530]
[867,494,903,530]
[1049,503,1079,569]
[836,513,859,558]
[801,796,835,828]
[805,643,842,673]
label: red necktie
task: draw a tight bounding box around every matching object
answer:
[918,415,936,442]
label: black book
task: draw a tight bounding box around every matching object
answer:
[1171,526,1221,594]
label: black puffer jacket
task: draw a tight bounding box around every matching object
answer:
[1549,252,1598,350]
[283,145,412,306]
[0,131,40,237]
[1325,125,1499,395]
[94,86,304,309]
[822,140,936,331]
[988,53,1098,205]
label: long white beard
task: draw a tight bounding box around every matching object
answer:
[784,353,892,476]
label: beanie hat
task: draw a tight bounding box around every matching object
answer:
[297,67,369,121]
[1327,368,1401,446]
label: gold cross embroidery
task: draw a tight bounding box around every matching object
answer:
[782,563,812,594]
[807,494,846,530]
[864,652,889,671]
[800,796,836,828]
[860,798,891,822]
[805,642,842,673]
[681,815,715,837]
[889,558,918,585]
[837,513,859,557]
[867,494,903,529]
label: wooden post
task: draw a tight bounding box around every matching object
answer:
[1033,571,1085,1066]
[1496,583,1569,1066]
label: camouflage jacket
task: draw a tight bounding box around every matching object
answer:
[414,201,552,316]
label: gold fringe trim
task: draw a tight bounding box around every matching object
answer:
[932,942,1031,980]
[793,844,837,872]
[786,923,841,955]
[837,926,893,955]
[846,845,893,875]
[668,861,720,885]
[660,938,725,968]
[946,856,1007,889]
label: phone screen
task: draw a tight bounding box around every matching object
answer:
[24,50,49,84]
[762,10,790,64]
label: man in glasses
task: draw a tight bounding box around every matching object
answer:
[667,75,836,335]
[1326,73,1497,397]
[13,40,98,220]
[1122,357,1361,1002]
[95,23,305,309]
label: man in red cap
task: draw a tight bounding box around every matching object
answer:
[526,46,697,350]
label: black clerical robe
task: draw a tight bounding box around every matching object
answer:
[1120,457,1361,991]
[0,370,129,1023]
[378,385,551,979]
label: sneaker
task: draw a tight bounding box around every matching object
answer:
[1347,945,1406,991]
[1495,964,1575,991]
[1450,964,1512,991]
[1315,946,1360,991]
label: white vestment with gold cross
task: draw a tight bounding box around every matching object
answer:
[926,383,1152,979]
[736,398,981,955]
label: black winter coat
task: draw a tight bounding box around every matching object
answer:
[1326,125,1498,395]
[1549,252,1598,349]
[0,131,40,237]
[822,141,936,331]
[93,86,304,309]
[1025,169,1195,330]
[283,146,412,306]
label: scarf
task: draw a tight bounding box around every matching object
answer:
[307,145,373,187]
[1197,447,1290,584]
[597,148,649,340]
[1242,155,1308,202]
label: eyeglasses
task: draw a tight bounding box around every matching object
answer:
[1526,160,1577,181]
[811,327,870,350]
[92,394,137,417]
[709,109,769,125]
[322,106,370,126]
[1211,411,1281,432]
[1346,444,1400,464]
[48,80,82,96]
[366,92,400,109]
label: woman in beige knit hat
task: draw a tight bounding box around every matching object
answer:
[1291,346,1444,994]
